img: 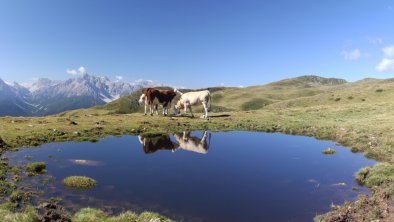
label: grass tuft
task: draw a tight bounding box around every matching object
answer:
[25,162,46,176]
[106,211,139,222]
[0,204,38,222]
[72,208,172,222]
[72,208,106,222]
[62,176,97,190]
[322,148,336,155]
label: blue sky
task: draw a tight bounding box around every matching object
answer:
[1,0,394,88]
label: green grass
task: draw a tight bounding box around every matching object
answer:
[241,98,272,111]
[356,163,394,195]
[25,162,46,176]
[9,191,29,203]
[0,205,172,222]
[98,75,346,114]
[1,75,394,221]
[0,205,37,222]
[72,208,172,222]
[62,176,97,190]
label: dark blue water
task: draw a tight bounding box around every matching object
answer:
[6,131,375,222]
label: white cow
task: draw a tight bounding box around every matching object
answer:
[174,131,210,154]
[174,90,211,118]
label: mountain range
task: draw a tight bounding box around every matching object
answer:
[0,74,158,116]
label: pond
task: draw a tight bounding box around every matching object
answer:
[6,131,375,222]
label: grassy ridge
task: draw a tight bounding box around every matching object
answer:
[96,75,347,114]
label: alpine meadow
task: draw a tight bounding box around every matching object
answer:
[1,1,394,222]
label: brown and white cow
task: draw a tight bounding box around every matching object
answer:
[138,88,182,116]
[138,134,179,154]
[173,90,211,118]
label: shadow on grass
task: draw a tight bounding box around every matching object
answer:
[171,114,231,119]
[209,114,231,118]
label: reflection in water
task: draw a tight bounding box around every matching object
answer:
[138,131,211,154]
[138,135,178,154]
[174,131,210,154]
[4,131,376,222]
[68,159,103,166]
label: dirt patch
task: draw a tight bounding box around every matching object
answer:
[316,191,392,222]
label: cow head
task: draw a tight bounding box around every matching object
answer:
[173,100,184,115]
[174,88,183,96]
[138,94,145,106]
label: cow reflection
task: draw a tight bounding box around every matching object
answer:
[138,135,179,154]
[174,131,210,154]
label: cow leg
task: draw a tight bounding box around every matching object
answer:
[144,102,147,115]
[189,106,194,118]
[162,104,166,116]
[203,103,209,118]
[201,131,207,143]
[166,102,170,116]
[155,104,159,115]
[138,135,143,144]
[164,103,168,116]
[150,103,153,116]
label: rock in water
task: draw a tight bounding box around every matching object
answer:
[37,202,71,222]
[0,136,7,148]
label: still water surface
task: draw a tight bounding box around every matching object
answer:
[7,131,375,221]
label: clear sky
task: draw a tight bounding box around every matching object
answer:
[1,0,394,88]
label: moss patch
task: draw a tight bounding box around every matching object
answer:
[62,176,97,190]
[9,191,30,203]
[25,162,46,176]
[322,148,336,155]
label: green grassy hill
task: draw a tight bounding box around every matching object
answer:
[93,75,348,114]
[268,77,394,109]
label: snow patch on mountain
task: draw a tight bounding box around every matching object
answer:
[0,74,160,116]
